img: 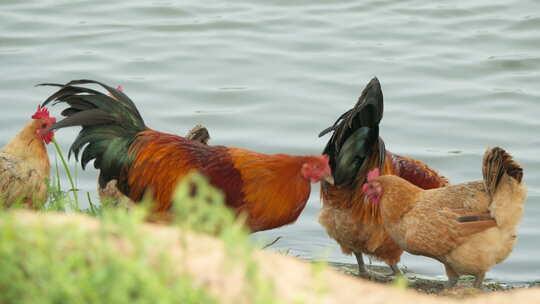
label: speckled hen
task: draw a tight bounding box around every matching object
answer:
[0,106,55,207]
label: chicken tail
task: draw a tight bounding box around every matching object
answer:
[39,80,147,187]
[482,147,523,197]
[319,77,385,186]
[482,147,527,229]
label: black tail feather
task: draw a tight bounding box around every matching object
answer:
[39,79,148,185]
[64,79,143,119]
[320,77,385,186]
[40,79,144,124]
[319,77,383,140]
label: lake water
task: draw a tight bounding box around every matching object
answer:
[1,0,539,284]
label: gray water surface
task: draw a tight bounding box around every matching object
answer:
[1,0,539,283]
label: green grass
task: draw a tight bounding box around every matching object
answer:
[0,142,283,303]
[0,174,227,303]
[52,138,80,208]
[0,207,218,304]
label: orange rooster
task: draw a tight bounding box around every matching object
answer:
[362,147,526,287]
[41,79,333,232]
[0,106,56,207]
[318,77,448,277]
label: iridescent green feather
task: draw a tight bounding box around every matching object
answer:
[319,77,385,187]
[40,79,147,192]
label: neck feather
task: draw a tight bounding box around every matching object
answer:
[379,176,422,223]
[2,120,48,165]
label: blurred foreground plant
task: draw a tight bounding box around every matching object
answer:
[0,171,282,303]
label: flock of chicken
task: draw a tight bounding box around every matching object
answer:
[0,77,526,289]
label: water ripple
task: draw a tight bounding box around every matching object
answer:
[1,0,539,282]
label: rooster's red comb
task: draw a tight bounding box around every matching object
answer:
[367,168,380,181]
[31,105,51,120]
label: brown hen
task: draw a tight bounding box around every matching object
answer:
[363,147,526,287]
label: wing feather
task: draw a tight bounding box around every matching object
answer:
[404,206,496,258]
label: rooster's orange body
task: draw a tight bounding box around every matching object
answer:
[99,124,211,207]
[126,130,326,231]
[42,80,333,232]
[319,78,448,276]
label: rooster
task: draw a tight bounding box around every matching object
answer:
[0,106,56,207]
[318,77,448,277]
[41,79,334,232]
[362,147,526,288]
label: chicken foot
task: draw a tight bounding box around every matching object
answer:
[354,252,401,279]
[473,273,485,288]
[444,264,486,289]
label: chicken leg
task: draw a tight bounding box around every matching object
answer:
[354,252,368,276]
[473,273,485,288]
[389,263,402,276]
[354,252,401,278]
[444,264,459,288]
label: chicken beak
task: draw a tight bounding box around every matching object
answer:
[323,173,335,185]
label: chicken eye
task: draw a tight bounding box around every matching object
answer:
[41,123,47,128]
